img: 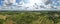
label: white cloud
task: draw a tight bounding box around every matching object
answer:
[1,0,60,11]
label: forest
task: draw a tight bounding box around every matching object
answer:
[0,11,60,24]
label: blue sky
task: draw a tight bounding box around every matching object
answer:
[0,0,60,6]
[0,0,29,5]
[0,0,22,5]
[16,0,29,3]
[0,0,3,6]
[16,0,22,3]
[0,0,60,10]
[51,0,60,6]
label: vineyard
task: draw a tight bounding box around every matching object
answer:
[0,11,60,24]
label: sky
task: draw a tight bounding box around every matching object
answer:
[0,0,60,8]
[0,0,60,7]
[0,0,60,10]
[0,0,60,6]
[0,0,3,6]
[0,0,29,5]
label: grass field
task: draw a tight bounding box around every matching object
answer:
[0,11,60,24]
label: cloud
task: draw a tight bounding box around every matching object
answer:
[1,0,60,11]
[44,0,52,5]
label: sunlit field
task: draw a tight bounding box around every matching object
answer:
[0,11,60,24]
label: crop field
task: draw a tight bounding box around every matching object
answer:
[0,11,60,24]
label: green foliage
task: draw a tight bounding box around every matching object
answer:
[0,19,4,24]
[12,12,40,24]
[0,12,60,24]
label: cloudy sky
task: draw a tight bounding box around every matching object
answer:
[0,0,60,6]
[0,0,60,10]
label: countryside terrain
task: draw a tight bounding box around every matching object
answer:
[0,11,60,24]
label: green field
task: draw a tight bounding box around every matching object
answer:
[0,11,60,24]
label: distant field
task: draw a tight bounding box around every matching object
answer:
[0,11,60,24]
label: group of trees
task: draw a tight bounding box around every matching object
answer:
[0,11,60,24]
